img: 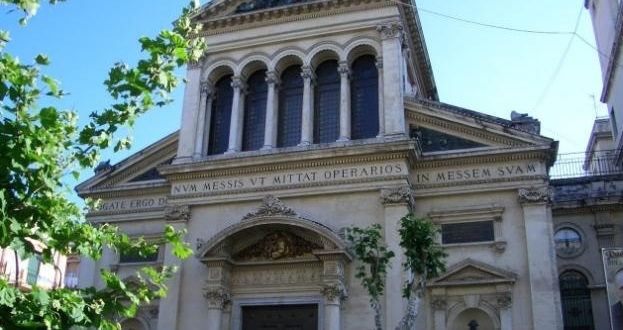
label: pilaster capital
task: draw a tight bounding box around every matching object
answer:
[380,185,414,210]
[320,283,347,304]
[301,66,315,81]
[496,292,512,309]
[518,187,552,204]
[376,22,403,40]
[164,204,190,222]
[203,288,231,309]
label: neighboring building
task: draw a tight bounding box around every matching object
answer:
[76,0,564,329]
[551,118,623,330]
[0,246,67,290]
[585,0,623,165]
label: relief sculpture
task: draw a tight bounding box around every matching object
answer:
[234,231,322,260]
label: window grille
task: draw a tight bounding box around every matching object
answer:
[313,60,340,144]
[208,75,233,155]
[277,66,303,147]
[350,55,379,140]
[242,70,268,151]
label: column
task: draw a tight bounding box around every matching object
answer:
[299,66,314,146]
[316,251,350,330]
[496,292,513,330]
[157,205,191,329]
[518,187,564,330]
[380,185,414,330]
[337,61,351,142]
[377,22,406,137]
[430,294,447,330]
[204,288,231,330]
[193,81,213,158]
[262,71,279,150]
[376,58,385,138]
[321,284,346,330]
[226,77,245,154]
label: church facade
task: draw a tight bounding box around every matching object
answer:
[76,0,564,329]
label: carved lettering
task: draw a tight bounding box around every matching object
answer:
[416,163,540,184]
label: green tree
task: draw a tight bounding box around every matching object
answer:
[346,213,447,330]
[0,0,206,328]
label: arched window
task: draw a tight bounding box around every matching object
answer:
[242,70,268,151]
[208,75,233,155]
[350,55,378,140]
[559,270,594,330]
[277,66,303,148]
[314,60,340,144]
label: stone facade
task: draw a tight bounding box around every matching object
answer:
[76,0,564,329]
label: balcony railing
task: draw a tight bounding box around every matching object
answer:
[550,150,622,179]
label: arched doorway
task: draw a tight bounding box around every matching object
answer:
[559,270,594,330]
[451,308,494,330]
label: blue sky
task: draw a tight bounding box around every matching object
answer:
[2,0,606,171]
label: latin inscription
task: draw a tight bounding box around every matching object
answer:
[416,163,539,184]
[98,197,166,212]
[171,163,405,196]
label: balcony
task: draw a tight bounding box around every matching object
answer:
[550,150,622,179]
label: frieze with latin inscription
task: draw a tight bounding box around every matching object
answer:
[415,163,542,185]
[95,196,167,212]
[171,162,406,196]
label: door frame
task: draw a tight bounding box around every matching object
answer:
[232,295,324,330]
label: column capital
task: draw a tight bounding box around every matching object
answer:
[338,61,350,77]
[380,185,414,210]
[204,288,231,309]
[301,66,315,80]
[430,295,447,310]
[376,22,403,40]
[231,76,247,91]
[375,57,383,69]
[518,187,552,204]
[200,80,214,96]
[265,71,280,86]
[496,292,513,310]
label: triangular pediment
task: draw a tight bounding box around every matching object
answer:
[406,98,555,153]
[75,131,178,197]
[429,258,516,287]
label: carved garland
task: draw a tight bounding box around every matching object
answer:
[518,187,552,204]
[165,205,191,222]
[242,195,298,220]
[380,185,415,209]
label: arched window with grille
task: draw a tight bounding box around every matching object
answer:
[313,60,340,144]
[242,70,268,151]
[277,66,303,148]
[559,270,594,330]
[208,75,233,155]
[350,55,378,140]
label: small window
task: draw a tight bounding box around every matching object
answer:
[555,228,583,257]
[441,221,494,244]
[119,248,159,263]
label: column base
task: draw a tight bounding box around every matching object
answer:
[336,137,350,143]
[298,141,311,147]
[260,145,273,151]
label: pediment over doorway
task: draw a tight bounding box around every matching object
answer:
[429,258,517,288]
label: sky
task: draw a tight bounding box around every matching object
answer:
[1,0,607,174]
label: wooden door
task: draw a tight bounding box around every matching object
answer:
[242,304,318,330]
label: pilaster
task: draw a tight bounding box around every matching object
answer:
[156,204,191,330]
[377,22,406,137]
[176,67,202,163]
[376,58,385,138]
[518,187,563,330]
[193,81,213,159]
[380,184,414,330]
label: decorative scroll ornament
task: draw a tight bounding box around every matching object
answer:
[234,231,321,260]
[203,288,231,309]
[430,296,447,310]
[320,284,347,303]
[496,292,512,309]
[380,185,415,209]
[242,195,298,220]
[518,187,552,203]
[165,204,190,222]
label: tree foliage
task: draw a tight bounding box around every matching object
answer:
[0,0,206,328]
[346,213,447,330]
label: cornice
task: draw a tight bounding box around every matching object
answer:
[161,140,416,180]
[413,147,554,169]
[79,182,170,199]
[600,3,623,102]
[194,0,392,37]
